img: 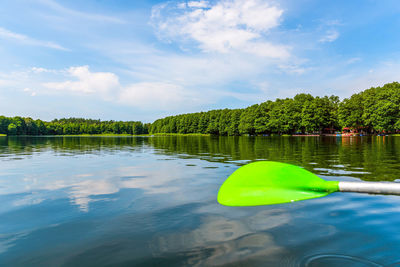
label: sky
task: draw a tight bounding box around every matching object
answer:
[0,0,400,122]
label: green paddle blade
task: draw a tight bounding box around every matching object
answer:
[218,161,339,206]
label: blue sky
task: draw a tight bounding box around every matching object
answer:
[0,0,399,122]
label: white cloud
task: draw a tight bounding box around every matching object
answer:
[42,66,202,111]
[31,67,49,73]
[44,66,119,96]
[87,39,281,93]
[324,20,343,26]
[319,29,339,43]
[151,0,289,58]
[278,64,307,74]
[346,57,361,64]
[118,82,197,110]
[243,42,289,59]
[0,27,67,50]
[23,87,37,96]
[38,0,125,24]
[30,67,59,73]
[188,1,210,8]
[23,87,37,97]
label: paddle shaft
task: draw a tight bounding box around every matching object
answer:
[339,181,400,195]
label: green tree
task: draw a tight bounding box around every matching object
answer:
[7,123,17,135]
[338,93,364,129]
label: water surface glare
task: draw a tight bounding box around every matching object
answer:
[1,136,400,266]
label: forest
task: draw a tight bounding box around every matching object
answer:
[0,117,149,136]
[1,82,400,136]
[150,82,400,135]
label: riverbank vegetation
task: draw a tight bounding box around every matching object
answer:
[150,94,340,135]
[151,82,400,135]
[1,82,400,136]
[0,117,149,136]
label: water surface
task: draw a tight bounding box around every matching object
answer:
[1,136,400,266]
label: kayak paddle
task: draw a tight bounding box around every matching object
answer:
[218,161,400,206]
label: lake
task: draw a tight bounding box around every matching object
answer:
[1,136,400,266]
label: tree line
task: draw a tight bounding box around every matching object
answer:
[1,82,400,136]
[150,82,400,135]
[338,82,400,133]
[0,117,149,135]
[150,94,340,135]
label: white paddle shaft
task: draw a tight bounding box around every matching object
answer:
[339,181,400,195]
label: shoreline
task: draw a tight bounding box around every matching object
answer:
[0,133,397,137]
[0,133,210,137]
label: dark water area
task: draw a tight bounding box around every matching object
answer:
[1,136,400,266]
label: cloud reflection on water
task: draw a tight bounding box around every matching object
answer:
[56,165,181,211]
[151,211,289,266]
[4,158,197,212]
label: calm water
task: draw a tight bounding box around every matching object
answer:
[1,136,400,266]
